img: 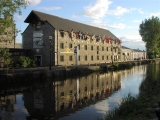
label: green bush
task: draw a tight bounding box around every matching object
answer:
[19,56,36,68]
[19,56,31,67]
[30,59,36,67]
[113,62,119,70]
[16,64,20,68]
[126,62,132,68]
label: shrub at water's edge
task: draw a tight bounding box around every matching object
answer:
[98,74,160,120]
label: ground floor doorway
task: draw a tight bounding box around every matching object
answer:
[34,55,42,66]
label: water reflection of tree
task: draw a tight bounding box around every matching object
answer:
[139,64,160,92]
[0,93,15,120]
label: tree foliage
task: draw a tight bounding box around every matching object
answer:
[139,16,160,59]
[0,0,29,35]
[19,56,36,67]
[0,47,12,67]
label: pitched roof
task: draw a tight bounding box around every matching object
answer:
[122,46,131,49]
[122,46,145,52]
[24,10,119,39]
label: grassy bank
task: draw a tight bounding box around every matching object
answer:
[98,68,160,120]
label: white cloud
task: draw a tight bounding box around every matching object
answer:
[28,0,41,5]
[130,8,145,14]
[107,6,129,16]
[83,0,112,19]
[38,6,61,11]
[118,35,142,42]
[108,23,126,29]
[133,20,142,23]
[87,20,137,30]
[15,15,24,20]
[138,9,144,14]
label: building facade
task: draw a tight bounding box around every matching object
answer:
[121,46,147,61]
[22,10,122,67]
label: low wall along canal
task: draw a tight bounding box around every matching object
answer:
[0,59,154,77]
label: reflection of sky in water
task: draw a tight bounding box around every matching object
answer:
[60,66,146,120]
[11,94,29,120]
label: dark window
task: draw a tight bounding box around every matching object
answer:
[85,45,87,50]
[97,46,99,50]
[102,47,104,51]
[91,56,93,61]
[102,56,104,60]
[97,51,99,54]
[97,56,99,60]
[84,87,87,92]
[79,55,80,61]
[69,55,72,61]
[60,92,64,97]
[78,45,80,50]
[91,45,93,50]
[85,55,87,61]
[106,47,108,51]
[69,43,72,48]
[60,56,64,61]
[60,43,64,49]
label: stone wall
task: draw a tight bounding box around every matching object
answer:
[55,30,121,66]
[23,22,55,66]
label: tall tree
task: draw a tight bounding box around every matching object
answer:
[0,0,29,35]
[139,16,160,58]
[0,47,12,73]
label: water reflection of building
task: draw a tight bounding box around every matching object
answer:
[22,72,121,119]
[0,94,16,119]
[54,72,121,112]
[23,87,52,120]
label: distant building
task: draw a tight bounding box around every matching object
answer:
[15,43,22,48]
[121,46,146,61]
[22,10,122,67]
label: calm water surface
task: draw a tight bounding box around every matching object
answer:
[0,65,150,120]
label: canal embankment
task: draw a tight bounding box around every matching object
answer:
[0,59,155,78]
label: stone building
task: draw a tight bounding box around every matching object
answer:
[121,46,146,61]
[22,10,122,67]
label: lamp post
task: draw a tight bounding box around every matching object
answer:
[111,43,114,65]
[111,43,117,65]
[14,24,16,48]
[49,36,52,70]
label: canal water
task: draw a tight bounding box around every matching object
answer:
[0,64,152,120]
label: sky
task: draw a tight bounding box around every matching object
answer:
[14,0,160,51]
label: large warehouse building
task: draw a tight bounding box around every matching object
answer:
[22,10,122,67]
